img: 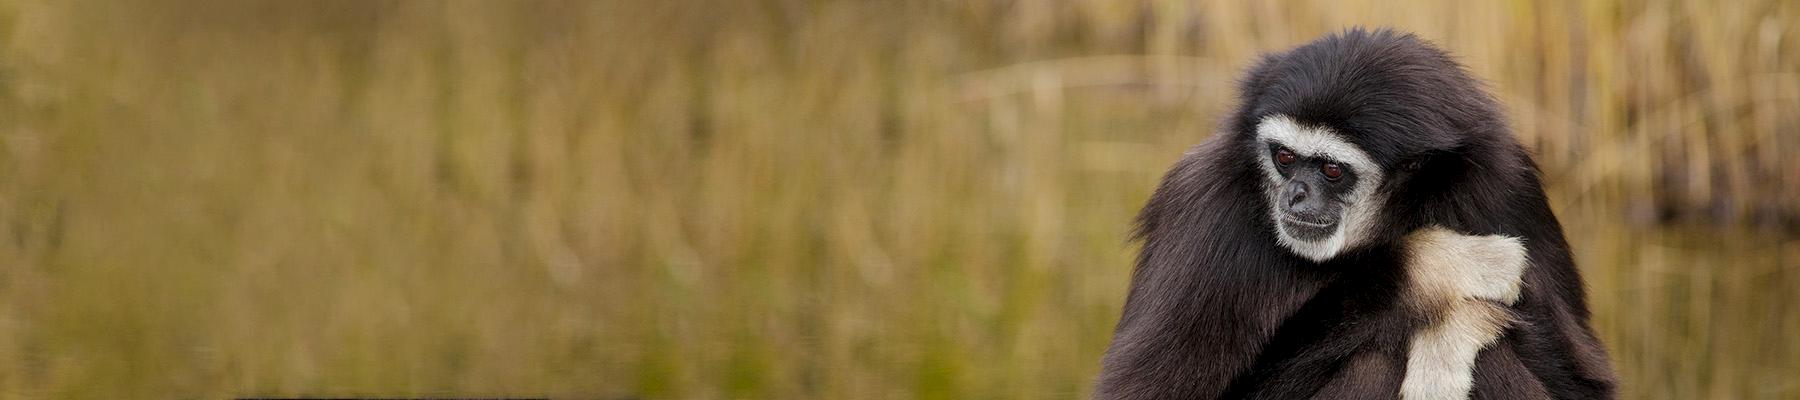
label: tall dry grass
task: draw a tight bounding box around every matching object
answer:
[0,0,1794,398]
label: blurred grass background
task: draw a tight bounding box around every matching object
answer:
[0,0,1796,398]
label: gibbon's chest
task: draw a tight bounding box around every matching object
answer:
[1235,227,1531,399]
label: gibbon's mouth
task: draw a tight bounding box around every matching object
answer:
[1281,212,1338,230]
[1280,216,1338,241]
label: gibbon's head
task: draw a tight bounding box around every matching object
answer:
[1232,28,1508,262]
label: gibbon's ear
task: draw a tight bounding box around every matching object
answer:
[1387,149,1452,188]
[1400,153,1430,172]
[1427,146,1480,173]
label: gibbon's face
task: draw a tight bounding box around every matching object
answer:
[1254,114,1386,262]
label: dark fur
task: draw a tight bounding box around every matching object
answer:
[1093,29,1616,399]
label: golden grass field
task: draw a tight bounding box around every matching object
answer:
[0,0,1796,398]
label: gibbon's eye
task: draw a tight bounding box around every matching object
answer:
[1275,148,1298,165]
[1321,163,1344,181]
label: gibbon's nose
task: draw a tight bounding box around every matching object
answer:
[1282,181,1310,208]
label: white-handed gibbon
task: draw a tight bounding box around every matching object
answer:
[1094,28,1617,399]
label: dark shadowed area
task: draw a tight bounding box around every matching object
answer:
[0,1,1795,399]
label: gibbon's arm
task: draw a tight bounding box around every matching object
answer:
[1478,223,1619,399]
[1467,334,1553,399]
[1094,140,1331,399]
[1398,227,1530,400]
